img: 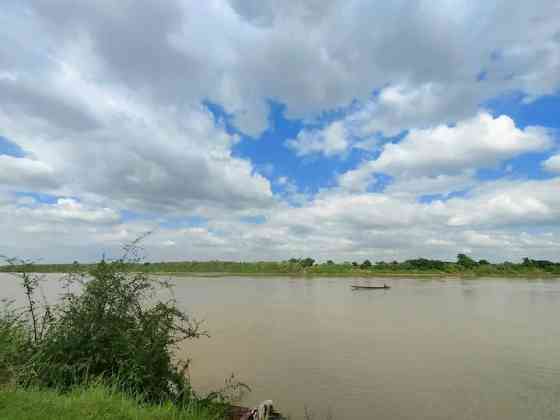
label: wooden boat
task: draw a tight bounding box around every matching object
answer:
[351,284,390,290]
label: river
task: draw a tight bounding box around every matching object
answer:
[2,274,560,419]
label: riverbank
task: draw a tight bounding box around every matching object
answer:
[2,257,559,278]
[0,385,221,420]
[0,258,239,420]
[2,266,559,279]
[150,270,560,279]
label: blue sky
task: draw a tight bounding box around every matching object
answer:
[1,0,559,262]
[235,94,560,194]
[0,136,25,158]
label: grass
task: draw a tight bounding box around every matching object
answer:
[0,385,223,420]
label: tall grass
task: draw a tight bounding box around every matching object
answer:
[0,384,223,420]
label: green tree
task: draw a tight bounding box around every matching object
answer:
[457,253,477,268]
[360,259,372,269]
[300,258,315,268]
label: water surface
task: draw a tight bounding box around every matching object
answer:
[3,274,560,419]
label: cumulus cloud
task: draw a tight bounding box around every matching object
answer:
[336,164,377,193]
[285,81,494,158]
[205,178,560,261]
[1,1,560,261]
[384,174,476,198]
[0,194,122,260]
[0,155,59,190]
[370,113,551,177]
[337,112,552,194]
[341,82,490,141]
[442,178,560,227]
[5,0,556,136]
[21,198,120,224]
[543,154,560,173]
[0,66,274,214]
[2,177,560,262]
[286,121,349,157]
[1,2,277,217]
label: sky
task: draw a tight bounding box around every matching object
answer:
[0,0,559,263]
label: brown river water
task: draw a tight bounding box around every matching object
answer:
[2,274,560,419]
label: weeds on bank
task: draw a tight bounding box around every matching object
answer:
[0,238,247,416]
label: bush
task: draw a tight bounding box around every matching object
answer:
[1,248,205,405]
[360,260,372,269]
[0,301,26,385]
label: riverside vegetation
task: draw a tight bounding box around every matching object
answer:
[0,243,247,420]
[1,251,559,420]
[3,254,559,278]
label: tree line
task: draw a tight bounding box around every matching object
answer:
[3,254,559,276]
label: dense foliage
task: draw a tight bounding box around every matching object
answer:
[0,254,214,407]
[0,302,25,385]
[3,254,559,277]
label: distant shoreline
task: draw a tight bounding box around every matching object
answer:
[2,256,560,279]
[2,268,559,280]
[144,271,560,279]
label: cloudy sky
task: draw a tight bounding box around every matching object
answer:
[1,0,559,263]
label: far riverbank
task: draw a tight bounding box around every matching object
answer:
[2,255,559,279]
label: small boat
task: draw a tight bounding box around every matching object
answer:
[351,284,390,290]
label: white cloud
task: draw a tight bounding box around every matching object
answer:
[462,231,511,248]
[384,173,476,198]
[0,195,123,260]
[274,176,310,206]
[543,154,560,173]
[0,155,59,190]
[198,178,560,261]
[1,1,560,262]
[336,112,552,197]
[0,73,274,214]
[285,82,491,158]
[286,121,349,157]
[337,164,377,193]
[2,177,560,262]
[14,198,120,224]
[37,198,120,224]
[442,178,560,227]
[370,112,551,177]
[3,0,555,137]
[348,82,488,138]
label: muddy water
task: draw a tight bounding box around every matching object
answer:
[3,274,560,419]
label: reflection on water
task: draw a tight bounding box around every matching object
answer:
[2,275,560,419]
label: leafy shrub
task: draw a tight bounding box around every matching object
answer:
[2,247,204,405]
[0,301,26,385]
